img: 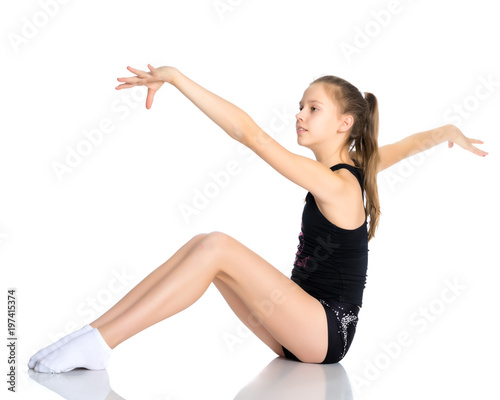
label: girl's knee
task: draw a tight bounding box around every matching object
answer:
[198,231,231,250]
[192,233,209,241]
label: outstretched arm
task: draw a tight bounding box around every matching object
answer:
[377,124,488,173]
[116,64,351,204]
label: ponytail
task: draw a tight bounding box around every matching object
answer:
[311,76,381,241]
[360,92,381,241]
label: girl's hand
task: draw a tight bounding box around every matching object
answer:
[447,125,488,157]
[115,64,179,109]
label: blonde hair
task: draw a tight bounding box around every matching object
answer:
[311,76,381,241]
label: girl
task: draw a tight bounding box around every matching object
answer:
[29,65,488,373]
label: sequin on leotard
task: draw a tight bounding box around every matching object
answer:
[319,299,359,359]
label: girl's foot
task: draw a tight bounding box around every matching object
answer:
[35,328,111,374]
[28,324,92,369]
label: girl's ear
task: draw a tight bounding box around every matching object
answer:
[339,115,354,133]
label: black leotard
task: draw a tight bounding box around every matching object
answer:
[289,162,369,308]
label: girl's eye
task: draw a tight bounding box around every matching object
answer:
[298,106,318,111]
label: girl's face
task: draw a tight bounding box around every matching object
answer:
[296,83,352,150]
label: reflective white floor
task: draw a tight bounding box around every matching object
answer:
[19,316,498,400]
[26,357,353,400]
[15,278,499,400]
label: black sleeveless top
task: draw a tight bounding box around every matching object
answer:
[290,162,369,307]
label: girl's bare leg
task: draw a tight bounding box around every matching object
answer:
[36,231,329,372]
[212,277,287,356]
[91,233,284,357]
[98,231,328,363]
[28,234,208,370]
[90,234,208,329]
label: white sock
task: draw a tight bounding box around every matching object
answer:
[35,328,112,374]
[29,324,92,369]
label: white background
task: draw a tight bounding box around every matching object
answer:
[1,0,499,399]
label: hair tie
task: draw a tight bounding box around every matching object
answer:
[359,89,366,99]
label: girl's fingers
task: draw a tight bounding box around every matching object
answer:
[449,134,488,156]
[466,138,488,156]
[115,83,135,90]
[127,66,148,78]
[470,144,488,156]
[147,64,157,74]
[476,149,488,156]
[146,89,155,109]
[117,76,140,84]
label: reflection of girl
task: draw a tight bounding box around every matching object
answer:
[29,65,488,373]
